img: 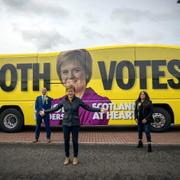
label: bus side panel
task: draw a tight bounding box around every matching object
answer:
[0,101,35,126]
[135,46,180,125]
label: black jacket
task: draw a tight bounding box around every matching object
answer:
[134,100,153,123]
[45,96,101,126]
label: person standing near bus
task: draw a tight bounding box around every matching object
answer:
[39,85,107,165]
[134,91,153,152]
[54,49,111,125]
[33,87,52,143]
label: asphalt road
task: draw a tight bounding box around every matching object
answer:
[0,143,179,180]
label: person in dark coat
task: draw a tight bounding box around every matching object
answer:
[53,49,111,125]
[40,85,107,165]
[134,91,153,152]
[33,87,52,143]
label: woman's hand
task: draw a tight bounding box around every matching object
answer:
[39,109,45,116]
[135,119,138,124]
[142,119,147,124]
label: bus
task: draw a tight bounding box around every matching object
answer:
[0,45,179,132]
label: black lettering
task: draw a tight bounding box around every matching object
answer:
[134,60,151,89]
[98,61,116,90]
[33,63,50,91]
[167,59,180,89]
[116,61,135,89]
[152,60,167,89]
[0,64,17,91]
[17,64,32,91]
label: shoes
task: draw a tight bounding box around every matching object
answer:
[64,158,71,165]
[72,157,79,165]
[137,140,143,148]
[32,139,38,143]
[47,139,51,143]
[63,157,79,165]
[148,144,152,152]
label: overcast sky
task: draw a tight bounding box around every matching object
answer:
[0,0,179,54]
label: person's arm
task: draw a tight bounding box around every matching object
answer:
[134,102,138,120]
[35,97,39,113]
[44,102,63,113]
[47,96,53,109]
[79,99,101,112]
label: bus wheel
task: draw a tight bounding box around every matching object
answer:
[150,107,171,132]
[0,108,24,132]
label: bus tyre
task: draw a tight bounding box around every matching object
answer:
[150,107,171,132]
[0,109,24,132]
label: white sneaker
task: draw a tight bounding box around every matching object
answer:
[72,157,79,165]
[64,157,70,165]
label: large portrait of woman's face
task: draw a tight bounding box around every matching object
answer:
[52,49,110,125]
[60,59,87,93]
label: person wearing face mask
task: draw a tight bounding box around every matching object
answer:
[39,85,107,165]
[52,49,111,125]
[33,87,52,143]
[134,91,153,152]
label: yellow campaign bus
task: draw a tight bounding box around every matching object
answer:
[0,45,180,132]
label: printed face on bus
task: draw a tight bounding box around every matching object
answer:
[60,60,86,93]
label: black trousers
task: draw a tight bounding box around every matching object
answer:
[62,125,80,157]
[138,122,151,142]
[35,115,51,140]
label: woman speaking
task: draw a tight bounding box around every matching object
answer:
[40,85,106,165]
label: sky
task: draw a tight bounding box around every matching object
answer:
[0,0,179,54]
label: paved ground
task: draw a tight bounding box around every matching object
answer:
[0,126,180,179]
[0,125,180,144]
[0,143,179,180]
